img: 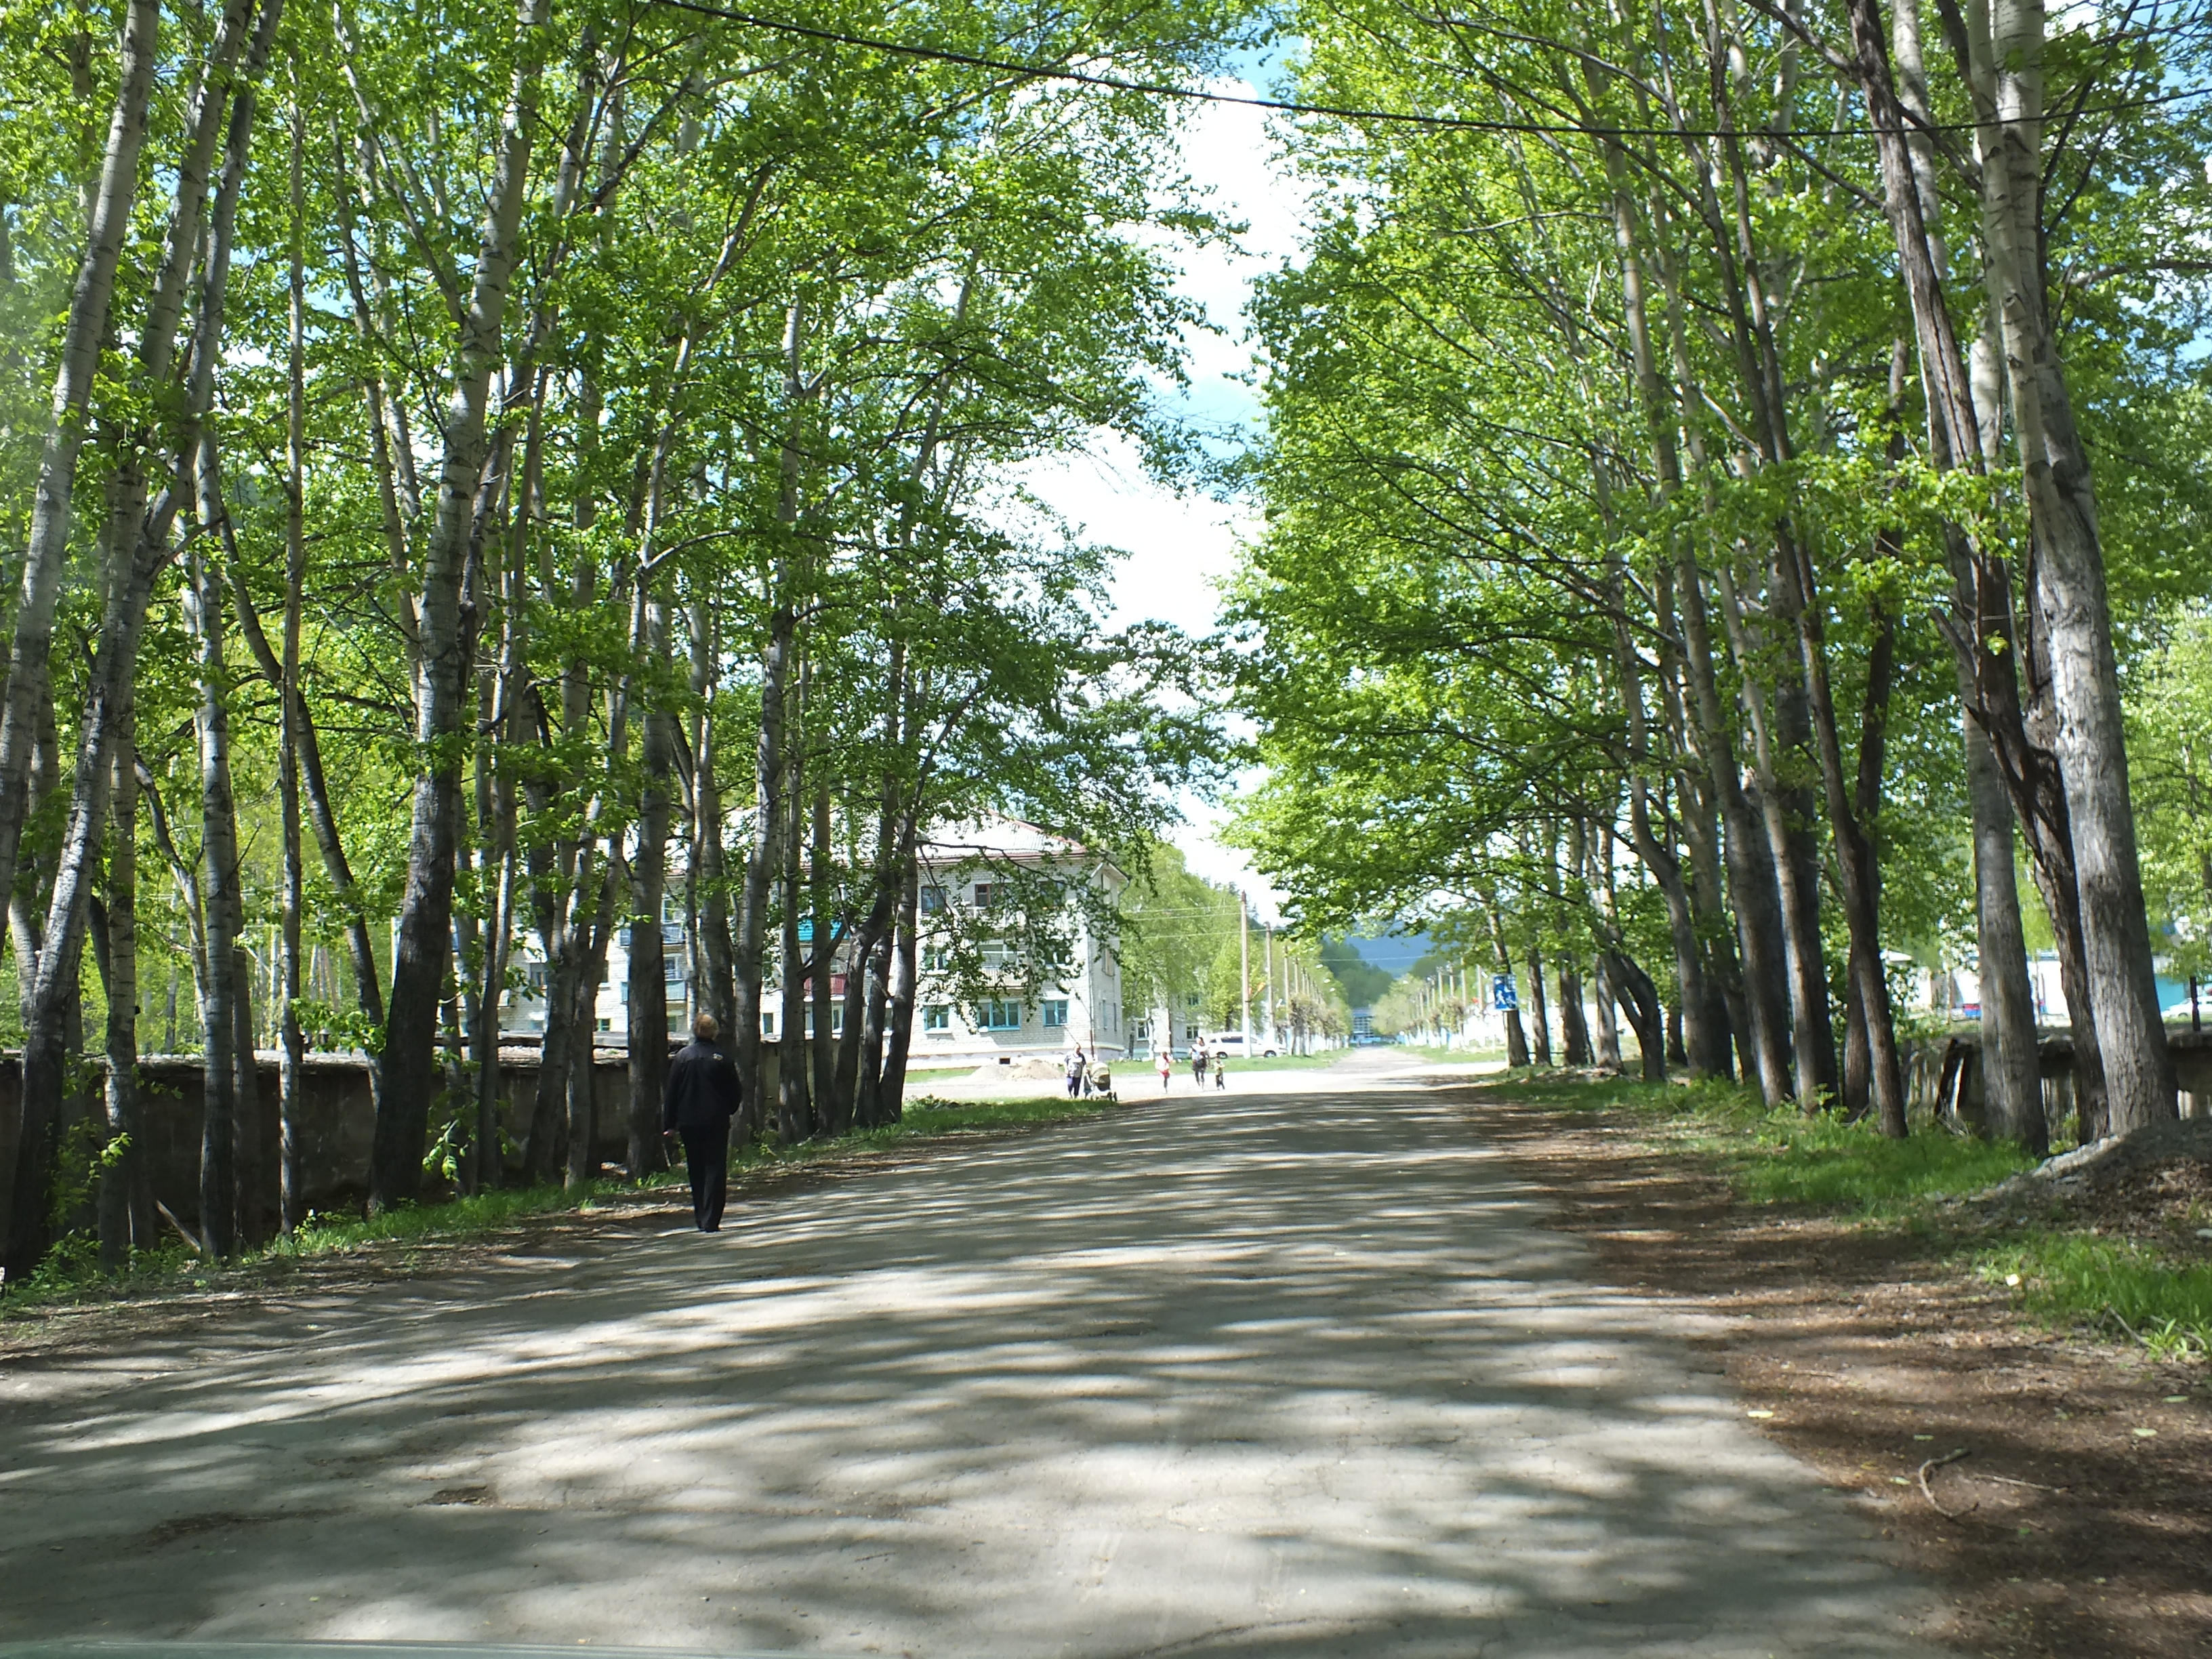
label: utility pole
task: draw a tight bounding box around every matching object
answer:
[1263,922,1274,1050]
[1239,889,1253,1052]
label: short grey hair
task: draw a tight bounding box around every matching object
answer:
[694,1012,720,1042]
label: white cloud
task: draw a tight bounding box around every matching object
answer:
[1015,75,1304,918]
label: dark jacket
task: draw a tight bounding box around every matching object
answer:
[663,1039,743,1132]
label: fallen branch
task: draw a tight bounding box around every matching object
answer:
[1973,1471,2066,1494]
[153,1200,203,1256]
[1917,1446,1974,1518]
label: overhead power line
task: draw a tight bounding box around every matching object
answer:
[650,0,2211,142]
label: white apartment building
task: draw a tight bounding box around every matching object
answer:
[497,818,1126,1063]
[909,821,1128,1066]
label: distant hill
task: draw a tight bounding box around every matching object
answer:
[1319,935,1400,1008]
[1346,933,1433,975]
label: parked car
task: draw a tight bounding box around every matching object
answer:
[1204,1031,1280,1059]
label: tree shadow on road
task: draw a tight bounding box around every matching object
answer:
[0,1086,1940,1658]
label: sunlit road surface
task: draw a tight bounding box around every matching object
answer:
[0,1054,1940,1658]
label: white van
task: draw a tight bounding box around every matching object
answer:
[1204,1031,1279,1059]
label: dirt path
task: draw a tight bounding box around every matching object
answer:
[1,1061,1947,1658]
[1470,1084,2212,1658]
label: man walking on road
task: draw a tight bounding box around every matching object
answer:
[663,1013,743,1233]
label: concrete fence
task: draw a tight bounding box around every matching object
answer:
[1898,1027,2212,1137]
[0,1038,786,1247]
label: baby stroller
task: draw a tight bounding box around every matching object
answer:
[1088,1061,1117,1102]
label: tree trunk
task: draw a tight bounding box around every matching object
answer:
[231,944,264,1246]
[1675,566,1795,1102]
[1965,711,2045,1151]
[1591,955,1622,1071]
[1559,963,1591,1067]
[779,669,811,1143]
[1783,527,1906,1133]
[690,596,736,1034]
[1483,904,1530,1067]
[0,0,163,934]
[1525,948,1551,1066]
[194,546,241,1257]
[880,836,920,1119]
[567,853,620,1187]
[835,796,906,1131]
[2,0,279,1282]
[1602,163,1728,1081]
[277,87,307,1229]
[1605,949,1667,1082]
[626,605,674,1177]
[1976,0,2173,1131]
[1837,0,2089,1148]
[735,296,808,1134]
[855,928,895,1128]
[811,779,838,1130]
[528,933,579,1183]
[98,737,151,1263]
[372,0,550,1211]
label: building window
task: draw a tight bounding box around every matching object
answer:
[920,885,947,913]
[762,1010,776,1036]
[981,998,1022,1031]
[923,945,952,970]
[663,957,684,984]
[971,882,994,909]
[1042,999,1069,1029]
[924,1004,951,1031]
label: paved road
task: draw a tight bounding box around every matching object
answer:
[1,1060,1942,1657]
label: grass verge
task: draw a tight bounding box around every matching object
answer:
[1470,1069,2212,1355]
[1108,1050,1343,1078]
[1,1092,1110,1320]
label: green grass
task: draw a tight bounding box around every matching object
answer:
[1975,1233,2212,1359]
[1,1092,1119,1319]
[888,1093,1111,1128]
[1109,1049,1343,1077]
[1472,1069,2212,1355]
[1467,1070,2034,1215]
[1393,1042,1507,1063]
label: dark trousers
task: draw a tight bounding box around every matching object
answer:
[679,1123,731,1232]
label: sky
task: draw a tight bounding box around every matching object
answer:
[1016,66,1307,922]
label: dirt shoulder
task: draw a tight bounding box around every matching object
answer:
[1462,1087,2212,1659]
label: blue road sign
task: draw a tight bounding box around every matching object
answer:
[1492,974,1518,1012]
